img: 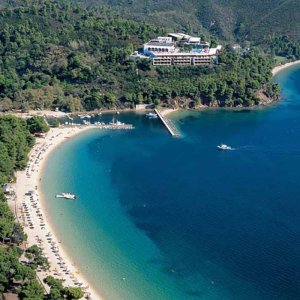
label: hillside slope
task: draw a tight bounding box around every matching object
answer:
[78,0,300,42]
[0,0,280,112]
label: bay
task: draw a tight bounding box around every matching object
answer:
[42,64,300,299]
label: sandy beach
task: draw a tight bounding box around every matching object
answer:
[272,60,300,76]
[159,108,179,117]
[13,126,102,300]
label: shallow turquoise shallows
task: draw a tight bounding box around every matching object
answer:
[42,64,300,300]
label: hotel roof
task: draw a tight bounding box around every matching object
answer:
[145,40,175,47]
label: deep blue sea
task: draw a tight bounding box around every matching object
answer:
[42,65,300,300]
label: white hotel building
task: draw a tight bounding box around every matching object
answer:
[142,34,222,66]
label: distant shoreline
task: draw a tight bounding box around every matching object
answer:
[162,60,300,117]
[272,60,300,76]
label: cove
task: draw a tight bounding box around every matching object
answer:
[41,64,300,300]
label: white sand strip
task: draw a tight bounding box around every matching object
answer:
[14,126,103,300]
[272,60,300,76]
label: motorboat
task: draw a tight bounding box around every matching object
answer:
[55,193,76,200]
[80,114,91,119]
[146,112,158,119]
[83,120,91,125]
[217,144,232,150]
[109,117,125,126]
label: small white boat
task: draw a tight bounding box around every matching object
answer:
[56,193,76,200]
[217,144,232,150]
[79,114,91,119]
[146,112,158,119]
[109,117,125,126]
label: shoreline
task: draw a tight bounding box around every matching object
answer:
[162,60,300,117]
[272,60,300,76]
[158,103,274,117]
[1,59,299,121]
[14,126,102,300]
[8,58,300,300]
[8,108,146,119]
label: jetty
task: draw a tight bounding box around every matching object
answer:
[155,109,180,137]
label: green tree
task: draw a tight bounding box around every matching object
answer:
[65,286,85,300]
[26,117,49,134]
[20,279,44,300]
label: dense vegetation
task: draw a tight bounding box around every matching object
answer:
[27,116,50,134]
[0,0,281,112]
[0,115,82,299]
[133,50,280,108]
[0,116,34,184]
[267,36,300,60]
[0,0,162,111]
[73,0,300,42]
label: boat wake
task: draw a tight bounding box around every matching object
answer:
[234,145,256,151]
[217,145,258,151]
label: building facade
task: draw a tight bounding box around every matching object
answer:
[141,33,222,66]
[152,53,216,66]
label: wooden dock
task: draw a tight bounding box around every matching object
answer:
[155,109,180,137]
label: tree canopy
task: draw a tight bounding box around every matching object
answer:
[0,0,282,112]
[26,117,50,134]
[0,115,34,183]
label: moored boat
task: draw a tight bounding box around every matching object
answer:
[109,117,125,126]
[217,144,232,150]
[146,112,158,119]
[55,193,77,200]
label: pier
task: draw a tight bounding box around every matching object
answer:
[155,109,180,137]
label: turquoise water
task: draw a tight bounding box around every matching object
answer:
[42,65,300,300]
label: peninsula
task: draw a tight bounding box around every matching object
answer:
[0,0,292,114]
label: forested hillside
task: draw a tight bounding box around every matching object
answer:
[0,115,84,299]
[0,0,280,112]
[75,0,300,42]
[0,0,162,111]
